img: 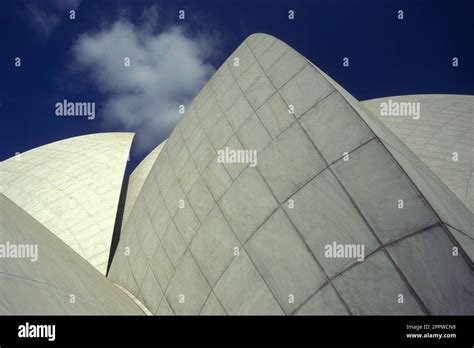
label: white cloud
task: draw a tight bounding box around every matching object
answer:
[72,18,217,153]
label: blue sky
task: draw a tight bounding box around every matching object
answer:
[1,0,473,175]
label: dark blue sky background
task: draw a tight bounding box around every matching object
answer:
[1,0,473,175]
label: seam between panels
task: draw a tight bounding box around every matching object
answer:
[125,123,209,315]
[272,135,377,212]
[306,62,445,315]
[129,189,176,315]
[327,246,384,283]
[184,100,244,216]
[123,230,142,294]
[13,185,89,259]
[173,70,261,315]
[146,264,171,315]
[215,36,285,97]
[198,290,227,315]
[220,210,288,315]
[303,130,431,315]
[112,283,151,315]
[225,43,290,139]
[0,270,107,310]
[195,64,288,313]
[334,83,469,240]
[313,134,434,313]
[465,142,474,202]
[382,222,442,248]
[291,241,390,315]
[204,106,375,236]
[437,224,474,271]
[193,206,235,315]
[444,222,474,240]
[169,106,231,315]
[186,129,287,314]
[139,204,166,272]
[165,132,204,226]
[225,40,334,198]
[380,136,474,267]
[249,36,283,63]
[135,288,153,315]
[152,243,177,315]
[249,40,434,315]
[203,76,241,182]
[124,40,326,312]
[130,256,148,296]
[225,42,331,315]
[123,147,166,238]
[160,170,213,315]
[149,175,178,276]
[244,39,358,315]
[142,208,169,315]
[202,119,235,183]
[216,198,286,315]
[244,66,309,137]
[253,156,353,316]
[290,280,332,315]
[195,213,239,314]
[242,41,352,315]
